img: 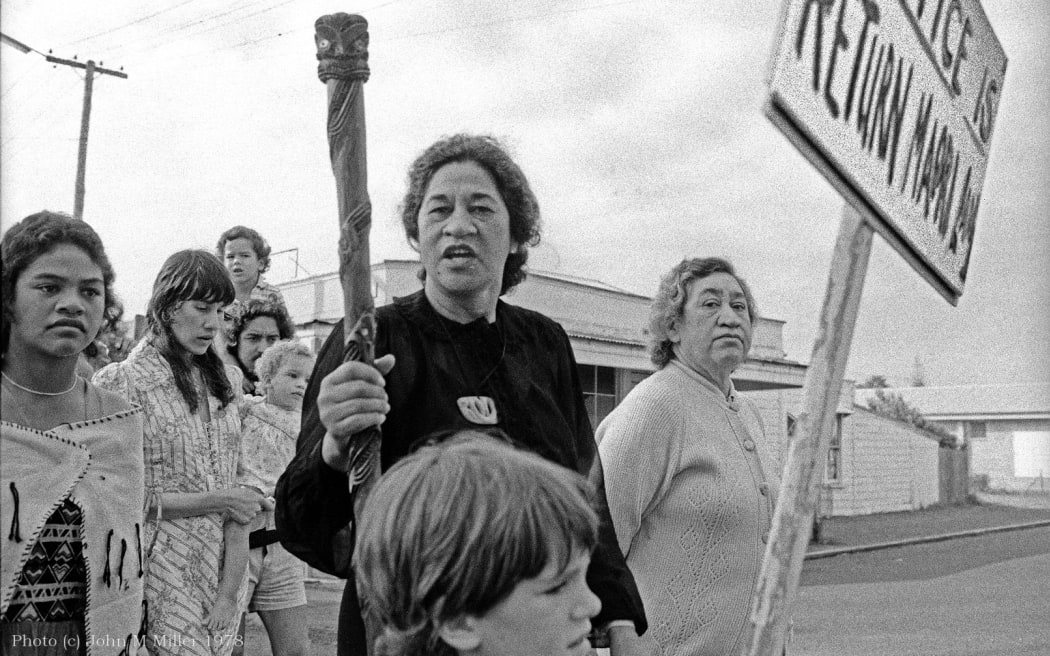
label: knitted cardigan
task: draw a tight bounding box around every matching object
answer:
[597,360,780,656]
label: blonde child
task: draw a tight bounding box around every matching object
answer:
[208,340,315,656]
[354,430,603,656]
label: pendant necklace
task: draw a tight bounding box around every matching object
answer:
[437,314,505,425]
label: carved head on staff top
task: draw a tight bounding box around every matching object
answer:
[315,13,369,83]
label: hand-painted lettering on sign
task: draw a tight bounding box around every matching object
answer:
[766,0,1006,303]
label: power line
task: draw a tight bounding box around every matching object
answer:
[72,0,260,59]
[12,0,644,87]
[1,65,38,98]
[94,0,396,70]
[102,0,295,59]
[136,0,643,72]
[362,0,411,13]
[68,0,204,45]
[1,75,82,154]
[381,0,640,42]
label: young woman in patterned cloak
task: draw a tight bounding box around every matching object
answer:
[1,211,147,655]
[94,250,271,656]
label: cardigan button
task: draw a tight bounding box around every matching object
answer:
[743,438,756,451]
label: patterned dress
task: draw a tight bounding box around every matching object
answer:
[221,277,286,325]
[237,399,299,498]
[94,342,245,656]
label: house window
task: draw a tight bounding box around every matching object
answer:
[825,415,843,483]
[578,365,617,427]
[965,421,987,439]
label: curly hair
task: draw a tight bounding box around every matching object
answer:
[399,134,542,295]
[147,249,236,412]
[1,211,123,361]
[254,339,313,391]
[355,431,598,656]
[216,225,272,274]
[648,257,758,369]
[225,299,294,354]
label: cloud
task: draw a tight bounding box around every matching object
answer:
[3,0,1047,387]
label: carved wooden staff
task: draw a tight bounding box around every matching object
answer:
[314,13,380,508]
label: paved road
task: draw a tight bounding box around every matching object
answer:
[792,526,1050,656]
[246,526,1050,655]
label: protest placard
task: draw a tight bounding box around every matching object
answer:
[766,0,1006,304]
[745,3,1007,654]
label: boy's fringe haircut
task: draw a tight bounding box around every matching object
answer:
[355,431,598,656]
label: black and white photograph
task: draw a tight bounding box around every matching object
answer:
[2,1,1048,655]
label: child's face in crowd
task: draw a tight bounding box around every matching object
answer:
[265,354,313,410]
[223,237,261,287]
[444,546,600,656]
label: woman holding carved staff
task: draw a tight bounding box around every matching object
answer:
[277,134,649,656]
[1,211,146,655]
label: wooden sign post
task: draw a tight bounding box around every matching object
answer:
[744,205,872,656]
[743,1,1007,653]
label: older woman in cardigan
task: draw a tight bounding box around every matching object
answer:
[597,257,781,656]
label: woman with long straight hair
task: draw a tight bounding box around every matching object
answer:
[1,211,146,655]
[95,249,270,656]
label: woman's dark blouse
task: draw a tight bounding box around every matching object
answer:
[276,290,646,636]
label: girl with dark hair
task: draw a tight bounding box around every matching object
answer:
[1,211,147,654]
[94,250,271,656]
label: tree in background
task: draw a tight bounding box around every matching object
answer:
[858,374,889,389]
[865,387,958,448]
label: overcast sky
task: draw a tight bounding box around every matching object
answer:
[2,0,1047,388]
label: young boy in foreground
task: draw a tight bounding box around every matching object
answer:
[354,431,603,656]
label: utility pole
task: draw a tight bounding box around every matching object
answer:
[75,60,96,221]
[43,53,127,219]
[1,32,127,220]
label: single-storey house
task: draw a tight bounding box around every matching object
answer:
[856,384,1050,492]
[749,384,941,516]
